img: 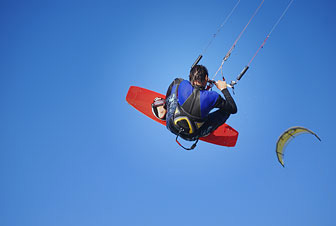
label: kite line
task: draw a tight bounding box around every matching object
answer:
[191,0,241,68]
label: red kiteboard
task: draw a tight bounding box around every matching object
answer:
[126,86,238,147]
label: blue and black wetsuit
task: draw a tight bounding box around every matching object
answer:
[165,78,237,141]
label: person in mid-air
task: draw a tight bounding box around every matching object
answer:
[152,65,237,147]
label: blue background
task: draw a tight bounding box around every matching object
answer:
[1,0,335,225]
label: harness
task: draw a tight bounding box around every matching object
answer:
[173,81,205,150]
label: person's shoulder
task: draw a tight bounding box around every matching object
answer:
[201,89,220,99]
[178,79,192,86]
[202,89,219,94]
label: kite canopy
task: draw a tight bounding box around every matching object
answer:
[276,126,321,167]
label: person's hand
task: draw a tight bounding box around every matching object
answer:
[215,80,227,90]
[157,105,167,119]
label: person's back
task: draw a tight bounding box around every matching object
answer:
[177,80,223,119]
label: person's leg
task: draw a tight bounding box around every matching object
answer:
[165,93,179,135]
[197,110,230,138]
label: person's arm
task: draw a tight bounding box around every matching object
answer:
[213,80,237,114]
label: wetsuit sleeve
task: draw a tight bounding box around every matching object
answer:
[213,88,237,114]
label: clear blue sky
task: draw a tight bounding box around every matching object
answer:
[1,0,335,225]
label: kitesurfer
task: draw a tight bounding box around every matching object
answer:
[152,65,237,142]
